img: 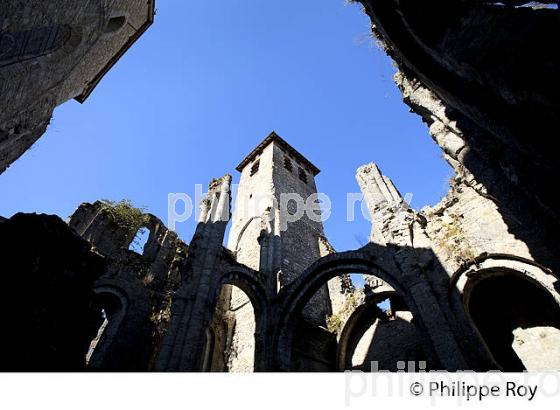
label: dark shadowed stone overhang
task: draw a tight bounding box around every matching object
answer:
[75,0,155,103]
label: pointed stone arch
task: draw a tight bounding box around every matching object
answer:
[272,248,464,370]
[449,254,560,371]
[87,285,129,368]
[213,267,270,371]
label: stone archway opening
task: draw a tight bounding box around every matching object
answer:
[204,284,256,372]
[283,264,430,372]
[336,290,428,372]
[465,272,560,371]
[86,287,128,368]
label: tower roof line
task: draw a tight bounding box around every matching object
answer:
[235,131,321,176]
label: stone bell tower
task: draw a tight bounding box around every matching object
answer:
[227,132,331,303]
[206,132,335,372]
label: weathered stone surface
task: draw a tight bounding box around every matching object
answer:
[0,0,155,174]
[69,200,188,371]
[2,1,559,373]
[155,174,244,371]
[2,133,559,372]
[356,161,560,371]
[512,327,560,372]
[357,0,560,273]
[349,310,425,372]
[0,201,188,371]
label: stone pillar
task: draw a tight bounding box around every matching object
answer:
[356,162,470,370]
[356,162,404,245]
[155,175,232,371]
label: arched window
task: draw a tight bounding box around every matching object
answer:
[296,273,427,372]
[128,227,150,255]
[86,287,128,368]
[465,272,560,371]
[337,291,426,371]
[274,254,434,372]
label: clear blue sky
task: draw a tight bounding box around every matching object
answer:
[0,0,452,251]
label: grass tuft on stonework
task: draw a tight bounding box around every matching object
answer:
[100,199,147,242]
[326,292,360,335]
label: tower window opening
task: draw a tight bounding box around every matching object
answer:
[105,16,127,35]
[250,160,260,177]
[284,156,293,172]
[298,167,308,184]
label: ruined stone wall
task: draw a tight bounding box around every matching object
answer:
[0,202,189,371]
[356,158,542,277]
[419,179,560,371]
[392,71,560,274]
[356,0,560,272]
[356,160,560,371]
[69,200,188,371]
[349,310,424,372]
[155,175,240,372]
[0,0,154,174]
[0,213,104,371]
[290,319,337,371]
[351,1,560,368]
[321,236,356,319]
[421,180,533,273]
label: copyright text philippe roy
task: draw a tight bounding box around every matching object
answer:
[345,366,560,406]
[409,380,537,401]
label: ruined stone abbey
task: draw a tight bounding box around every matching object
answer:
[1,1,559,372]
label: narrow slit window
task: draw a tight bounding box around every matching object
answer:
[250,160,260,177]
[284,156,293,172]
[298,167,308,184]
